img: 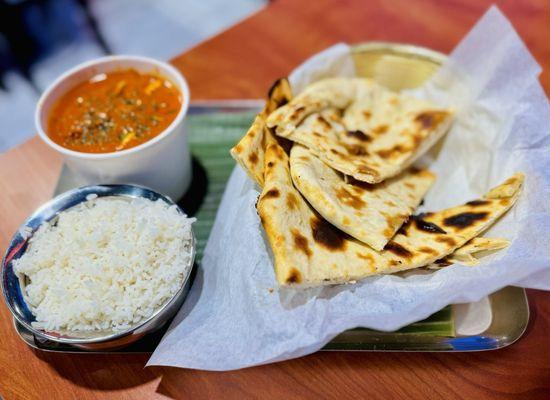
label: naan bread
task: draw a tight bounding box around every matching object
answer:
[230,78,292,186]
[266,78,453,183]
[427,237,510,269]
[451,237,510,264]
[447,237,510,267]
[257,144,523,287]
[289,144,435,250]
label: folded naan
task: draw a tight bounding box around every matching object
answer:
[450,237,510,264]
[230,78,292,186]
[257,143,523,287]
[290,144,435,250]
[266,78,453,184]
[427,237,510,269]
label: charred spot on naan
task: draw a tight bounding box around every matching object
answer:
[373,124,388,135]
[412,215,447,234]
[262,188,280,199]
[344,144,369,156]
[466,200,490,207]
[260,126,268,149]
[410,168,434,179]
[335,187,366,209]
[330,148,346,157]
[268,143,286,161]
[412,133,424,148]
[435,236,457,246]
[414,111,450,130]
[356,252,375,264]
[418,246,438,256]
[291,228,312,258]
[317,115,332,129]
[396,223,409,236]
[285,268,302,284]
[286,193,299,210]
[248,152,259,165]
[384,242,413,258]
[310,216,348,251]
[443,212,489,229]
[375,144,409,159]
[346,130,371,142]
[289,106,306,122]
[356,165,380,180]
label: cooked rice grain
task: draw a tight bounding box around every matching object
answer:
[13,197,195,332]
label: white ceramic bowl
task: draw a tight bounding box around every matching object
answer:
[35,55,192,201]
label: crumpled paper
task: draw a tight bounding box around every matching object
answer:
[148,6,550,370]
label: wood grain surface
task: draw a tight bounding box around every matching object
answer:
[1,0,549,399]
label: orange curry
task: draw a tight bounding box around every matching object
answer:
[47,69,182,153]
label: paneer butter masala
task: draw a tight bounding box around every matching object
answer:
[47,69,182,153]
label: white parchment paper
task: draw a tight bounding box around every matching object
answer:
[148,7,550,370]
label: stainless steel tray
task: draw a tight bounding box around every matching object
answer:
[14,285,529,353]
[13,100,530,354]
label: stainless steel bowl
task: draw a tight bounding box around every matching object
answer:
[2,184,196,350]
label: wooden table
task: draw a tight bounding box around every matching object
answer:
[1,0,549,398]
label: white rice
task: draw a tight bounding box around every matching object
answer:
[13,196,195,332]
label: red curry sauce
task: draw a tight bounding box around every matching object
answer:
[47,69,182,153]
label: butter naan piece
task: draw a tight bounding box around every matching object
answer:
[257,146,523,287]
[230,78,292,186]
[290,144,435,251]
[266,77,453,183]
[451,237,510,263]
[427,237,510,269]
